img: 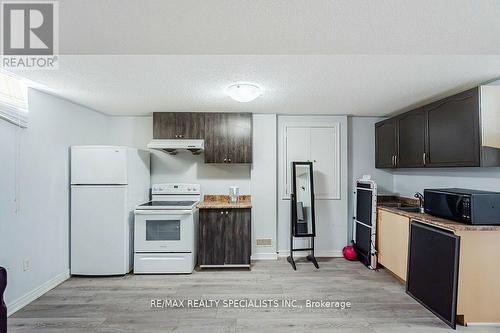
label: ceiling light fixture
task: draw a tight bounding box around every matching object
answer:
[226,83,263,102]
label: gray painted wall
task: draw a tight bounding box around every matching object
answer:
[347,117,393,241]
[0,89,109,307]
[393,168,500,197]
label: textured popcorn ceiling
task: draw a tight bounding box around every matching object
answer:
[57,0,500,55]
[10,1,500,115]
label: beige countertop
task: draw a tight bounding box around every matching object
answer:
[377,205,500,232]
[197,195,252,209]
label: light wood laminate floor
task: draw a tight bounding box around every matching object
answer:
[8,258,499,333]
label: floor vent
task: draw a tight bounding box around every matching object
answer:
[256,238,272,246]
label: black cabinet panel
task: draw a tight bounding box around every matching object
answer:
[375,119,397,168]
[0,267,6,333]
[407,221,460,328]
[425,88,480,167]
[397,108,426,167]
[198,210,225,265]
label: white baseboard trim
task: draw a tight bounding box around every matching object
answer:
[466,323,500,327]
[277,250,343,258]
[7,269,70,317]
[251,253,278,260]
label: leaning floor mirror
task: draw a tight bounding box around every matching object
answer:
[287,161,319,270]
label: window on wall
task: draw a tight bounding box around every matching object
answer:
[0,70,29,128]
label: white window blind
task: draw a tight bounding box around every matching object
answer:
[0,71,28,128]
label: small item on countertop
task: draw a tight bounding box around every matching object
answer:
[342,246,357,261]
[229,186,239,204]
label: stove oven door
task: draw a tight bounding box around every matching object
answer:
[134,210,195,253]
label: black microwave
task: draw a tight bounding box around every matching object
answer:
[424,188,500,225]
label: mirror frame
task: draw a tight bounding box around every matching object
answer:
[291,161,316,237]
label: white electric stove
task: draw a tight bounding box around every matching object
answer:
[133,183,200,274]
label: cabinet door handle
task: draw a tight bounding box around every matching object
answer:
[228,158,232,163]
[392,155,395,166]
[394,155,398,167]
[220,211,224,215]
[223,158,227,163]
[175,134,178,138]
[225,211,229,215]
[423,152,426,166]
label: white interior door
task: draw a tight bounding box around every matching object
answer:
[310,127,340,199]
[278,116,347,257]
[71,185,128,275]
[71,146,128,185]
[285,127,310,197]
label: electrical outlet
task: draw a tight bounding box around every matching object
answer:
[23,259,31,271]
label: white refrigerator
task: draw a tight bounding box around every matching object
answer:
[70,146,150,275]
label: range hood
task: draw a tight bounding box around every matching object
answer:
[147,139,204,155]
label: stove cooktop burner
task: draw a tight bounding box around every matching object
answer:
[137,200,198,210]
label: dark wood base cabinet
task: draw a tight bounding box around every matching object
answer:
[198,209,251,268]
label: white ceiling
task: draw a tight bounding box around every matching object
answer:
[58,0,500,55]
[15,55,500,116]
[10,1,500,116]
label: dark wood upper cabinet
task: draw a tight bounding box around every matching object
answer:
[425,88,480,167]
[198,209,251,267]
[397,108,426,168]
[204,113,252,164]
[227,113,252,164]
[153,112,253,164]
[204,113,229,163]
[375,87,489,169]
[175,113,205,139]
[375,119,397,168]
[153,112,205,139]
[153,112,176,139]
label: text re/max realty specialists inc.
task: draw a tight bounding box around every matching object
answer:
[151,299,352,310]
